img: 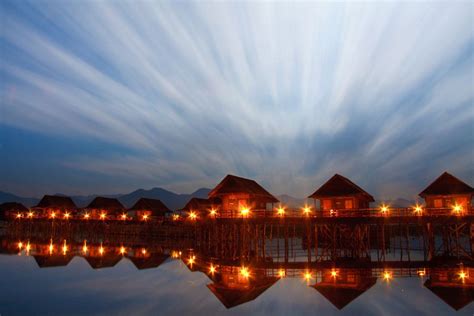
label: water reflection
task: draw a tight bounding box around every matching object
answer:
[1,220,474,314]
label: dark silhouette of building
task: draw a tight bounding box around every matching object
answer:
[0,202,28,220]
[128,198,171,221]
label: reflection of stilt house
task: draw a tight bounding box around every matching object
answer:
[33,255,74,268]
[208,175,279,218]
[308,174,374,216]
[419,172,474,213]
[0,202,28,220]
[33,195,77,218]
[128,198,171,221]
[424,267,474,311]
[128,253,170,270]
[85,197,126,220]
[312,268,376,310]
[206,266,279,308]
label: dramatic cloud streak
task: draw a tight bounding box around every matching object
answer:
[0,1,473,198]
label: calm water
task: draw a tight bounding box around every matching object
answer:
[1,221,473,315]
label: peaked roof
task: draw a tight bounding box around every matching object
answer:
[308,174,375,201]
[208,175,279,203]
[0,202,28,219]
[128,254,169,270]
[424,279,474,311]
[207,276,279,308]
[419,172,474,197]
[34,255,74,268]
[85,255,122,269]
[182,197,219,211]
[312,277,377,310]
[35,195,77,209]
[86,197,125,211]
[129,198,171,214]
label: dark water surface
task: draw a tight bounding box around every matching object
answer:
[1,220,473,315]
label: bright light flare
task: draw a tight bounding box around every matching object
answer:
[303,205,312,216]
[453,204,464,215]
[172,214,180,221]
[62,240,68,255]
[100,213,106,220]
[121,213,127,220]
[277,206,285,217]
[188,255,196,265]
[83,213,90,220]
[27,211,34,219]
[142,214,149,221]
[49,242,54,255]
[459,270,468,282]
[209,265,216,274]
[209,208,217,217]
[99,244,105,255]
[189,211,197,220]
[50,212,56,219]
[120,246,126,255]
[25,242,31,254]
[330,269,338,278]
[413,204,423,215]
[240,208,250,217]
[64,212,70,220]
[417,269,426,277]
[304,271,312,281]
[380,204,389,214]
[18,241,23,250]
[82,241,88,254]
[383,271,392,281]
[278,269,286,278]
[240,267,250,278]
[16,213,22,219]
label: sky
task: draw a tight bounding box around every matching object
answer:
[0,1,473,199]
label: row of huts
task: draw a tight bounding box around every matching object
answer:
[1,171,473,221]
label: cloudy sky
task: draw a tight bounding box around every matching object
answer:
[0,1,473,199]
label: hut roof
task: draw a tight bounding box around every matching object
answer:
[34,255,74,268]
[312,277,377,310]
[86,197,125,212]
[128,254,170,270]
[0,202,29,219]
[35,195,77,210]
[419,172,474,197]
[424,279,474,311]
[308,174,375,201]
[208,175,279,203]
[182,197,220,211]
[207,276,279,309]
[129,198,171,215]
[85,255,122,269]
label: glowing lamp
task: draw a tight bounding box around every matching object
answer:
[82,241,88,254]
[331,269,338,278]
[459,270,468,282]
[64,212,70,220]
[417,269,426,277]
[121,213,127,220]
[16,213,22,219]
[278,269,285,278]
[27,212,34,219]
[413,204,423,215]
[50,212,56,219]
[120,246,126,255]
[172,214,180,221]
[142,214,149,221]
[210,209,217,217]
[188,255,195,265]
[240,208,250,217]
[189,211,197,220]
[18,241,23,250]
[100,213,106,220]
[209,265,216,274]
[49,243,54,255]
[303,206,311,216]
[304,271,312,281]
[277,206,285,217]
[141,248,147,255]
[380,205,389,214]
[99,244,105,255]
[383,271,392,281]
[240,267,250,278]
[62,240,68,255]
[453,204,463,215]
[84,213,90,220]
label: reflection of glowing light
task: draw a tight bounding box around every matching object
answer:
[189,211,197,220]
[278,269,285,278]
[188,255,195,265]
[18,241,23,250]
[82,241,88,254]
[25,242,31,255]
[417,269,426,277]
[209,265,216,274]
[380,205,389,214]
[99,243,105,255]
[62,240,68,255]
[240,267,250,278]
[383,271,392,281]
[304,271,312,281]
[331,269,338,278]
[120,246,126,255]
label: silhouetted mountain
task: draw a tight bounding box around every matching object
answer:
[0,187,211,210]
[0,192,39,207]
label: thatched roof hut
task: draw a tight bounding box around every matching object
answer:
[35,195,77,210]
[419,172,473,209]
[128,198,171,217]
[86,197,125,213]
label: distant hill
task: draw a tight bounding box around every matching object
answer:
[0,187,212,210]
[277,194,308,208]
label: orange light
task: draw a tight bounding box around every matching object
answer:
[240,208,250,217]
[48,242,54,255]
[25,242,31,254]
[453,204,464,215]
[417,269,426,277]
[142,214,149,221]
[50,212,56,219]
[27,211,34,218]
[83,213,90,220]
[120,246,126,255]
[100,213,106,220]
[62,240,68,255]
[18,241,23,250]
[413,204,423,214]
[64,212,70,220]
[459,270,468,282]
[277,206,285,217]
[304,271,312,281]
[330,269,338,278]
[82,240,88,254]
[16,213,22,219]
[278,269,286,278]
[141,248,147,255]
[380,204,389,214]
[188,255,195,265]
[240,267,250,278]
[99,243,104,255]
[209,264,216,274]
[383,271,392,281]
[209,208,217,217]
[121,213,127,220]
[303,205,312,216]
[172,214,180,221]
[189,211,197,220]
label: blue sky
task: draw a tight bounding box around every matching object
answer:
[0,1,473,198]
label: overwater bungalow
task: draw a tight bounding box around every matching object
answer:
[308,174,374,216]
[33,195,77,219]
[128,198,171,221]
[208,174,279,218]
[182,197,221,219]
[0,202,29,220]
[206,265,279,308]
[311,268,376,310]
[84,197,126,220]
[419,172,474,215]
[424,267,474,311]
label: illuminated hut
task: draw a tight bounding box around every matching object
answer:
[128,198,171,221]
[206,265,279,308]
[419,172,473,214]
[34,195,77,219]
[182,197,221,219]
[312,268,376,310]
[85,197,125,220]
[308,174,374,216]
[0,202,29,220]
[208,175,279,218]
[424,267,474,311]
